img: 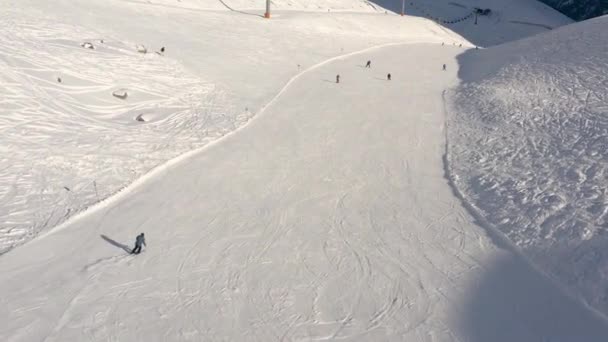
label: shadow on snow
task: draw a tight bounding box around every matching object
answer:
[100,234,132,253]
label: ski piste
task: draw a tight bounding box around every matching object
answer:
[2,1,608,341]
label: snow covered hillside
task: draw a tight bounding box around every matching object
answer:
[0,0,570,255]
[1,0,469,254]
[128,0,381,12]
[3,40,608,342]
[447,15,608,316]
[371,0,571,46]
[3,0,608,341]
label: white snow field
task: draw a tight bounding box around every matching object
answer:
[447,15,608,317]
[2,0,608,341]
[3,41,608,341]
[1,0,470,254]
[0,0,570,256]
[0,0,569,253]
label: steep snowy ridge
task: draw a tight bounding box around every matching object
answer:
[448,15,608,316]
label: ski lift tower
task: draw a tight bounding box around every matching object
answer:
[265,0,271,18]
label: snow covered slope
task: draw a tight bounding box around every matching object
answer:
[447,15,608,317]
[2,0,607,340]
[1,0,468,254]
[3,41,608,342]
[0,0,570,255]
[371,0,572,46]
[130,0,381,12]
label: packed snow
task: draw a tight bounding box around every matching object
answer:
[126,0,381,12]
[2,0,608,341]
[0,0,466,254]
[0,0,570,255]
[4,40,608,341]
[447,15,608,317]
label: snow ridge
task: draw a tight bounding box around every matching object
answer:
[447,15,608,316]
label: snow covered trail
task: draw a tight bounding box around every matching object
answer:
[1,0,469,254]
[2,44,607,341]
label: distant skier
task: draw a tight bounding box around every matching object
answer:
[336,74,340,83]
[365,60,371,68]
[131,233,146,254]
[387,73,391,81]
[442,64,446,71]
[160,46,165,53]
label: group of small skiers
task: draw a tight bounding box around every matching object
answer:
[335,60,446,84]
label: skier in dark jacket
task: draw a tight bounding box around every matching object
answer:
[365,60,371,68]
[131,233,146,254]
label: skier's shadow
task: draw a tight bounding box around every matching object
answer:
[100,234,131,253]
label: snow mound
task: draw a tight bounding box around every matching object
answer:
[447,15,608,316]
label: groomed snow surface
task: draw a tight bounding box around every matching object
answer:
[2,0,608,341]
[447,15,608,317]
[0,0,570,256]
[1,0,466,254]
[3,40,608,342]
